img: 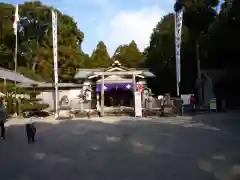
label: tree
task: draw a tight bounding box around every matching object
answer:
[113,41,144,68]
[174,0,219,103]
[0,3,16,70]
[145,14,188,95]
[89,41,112,68]
[205,0,240,102]
[0,1,85,82]
[82,53,92,67]
[19,84,49,113]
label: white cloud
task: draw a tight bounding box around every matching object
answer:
[97,6,166,55]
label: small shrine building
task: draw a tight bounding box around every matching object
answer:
[74,60,155,114]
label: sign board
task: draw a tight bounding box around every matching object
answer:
[181,94,191,105]
[134,92,142,117]
[209,98,217,111]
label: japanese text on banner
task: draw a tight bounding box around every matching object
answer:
[175,9,183,95]
[52,10,58,85]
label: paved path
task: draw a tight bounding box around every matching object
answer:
[1,114,240,180]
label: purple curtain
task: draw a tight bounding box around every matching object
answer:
[96,83,132,92]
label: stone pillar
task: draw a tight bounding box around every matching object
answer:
[80,98,84,113]
[132,74,136,92]
[148,96,153,109]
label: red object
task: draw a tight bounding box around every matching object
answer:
[190,94,196,105]
[137,83,142,93]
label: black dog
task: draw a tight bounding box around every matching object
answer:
[25,123,36,144]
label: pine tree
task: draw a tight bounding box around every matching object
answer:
[90,41,112,68]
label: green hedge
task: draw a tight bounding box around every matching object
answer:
[5,98,15,115]
[20,103,49,111]
[2,82,50,116]
[5,100,49,116]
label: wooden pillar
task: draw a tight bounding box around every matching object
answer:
[100,74,104,116]
[3,78,6,106]
[132,74,136,116]
[132,74,136,92]
[96,93,100,110]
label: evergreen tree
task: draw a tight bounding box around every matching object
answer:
[113,40,144,68]
[90,41,112,68]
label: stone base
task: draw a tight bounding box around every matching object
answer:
[58,110,72,119]
[12,113,18,118]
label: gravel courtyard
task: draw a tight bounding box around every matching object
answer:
[0,114,240,180]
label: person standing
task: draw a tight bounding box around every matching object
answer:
[25,119,36,144]
[190,94,196,111]
[0,99,7,140]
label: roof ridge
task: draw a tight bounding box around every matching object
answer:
[77,68,104,70]
[0,67,22,75]
[0,67,39,83]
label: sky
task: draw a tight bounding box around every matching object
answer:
[4,0,224,56]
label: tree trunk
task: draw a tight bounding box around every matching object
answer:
[32,60,37,73]
[0,21,2,45]
[32,36,39,73]
[196,37,202,105]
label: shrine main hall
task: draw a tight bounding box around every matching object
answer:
[74,60,155,110]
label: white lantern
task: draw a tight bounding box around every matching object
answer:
[85,90,91,101]
[143,89,149,99]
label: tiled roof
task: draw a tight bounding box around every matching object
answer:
[74,68,155,79]
[18,82,82,88]
[74,68,103,79]
[142,71,155,77]
[0,68,38,84]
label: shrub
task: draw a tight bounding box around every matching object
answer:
[20,84,49,112]
[20,102,49,112]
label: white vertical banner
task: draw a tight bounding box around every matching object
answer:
[175,8,183,96]
[52,10,58,83]
[13,4,19,35]
[134,92,142,117]
[52,10,59,118]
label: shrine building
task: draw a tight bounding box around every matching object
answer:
[74,60,155,109]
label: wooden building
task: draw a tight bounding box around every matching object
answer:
[74,60,155,111]
[16,60,155,114]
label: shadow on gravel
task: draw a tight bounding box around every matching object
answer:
[191,112,240,134]
[0,116,240,180]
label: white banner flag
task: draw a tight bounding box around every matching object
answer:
[13,4,19,35]
[134,92,142,117]
[52,10,59,117]
[175,9,183,96]
[52,10,58,85]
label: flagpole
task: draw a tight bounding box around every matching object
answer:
[14,25,18,114]
[13,4,19,115]
[54,11,58,119]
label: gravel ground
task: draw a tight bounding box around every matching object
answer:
[1,113,240,180]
